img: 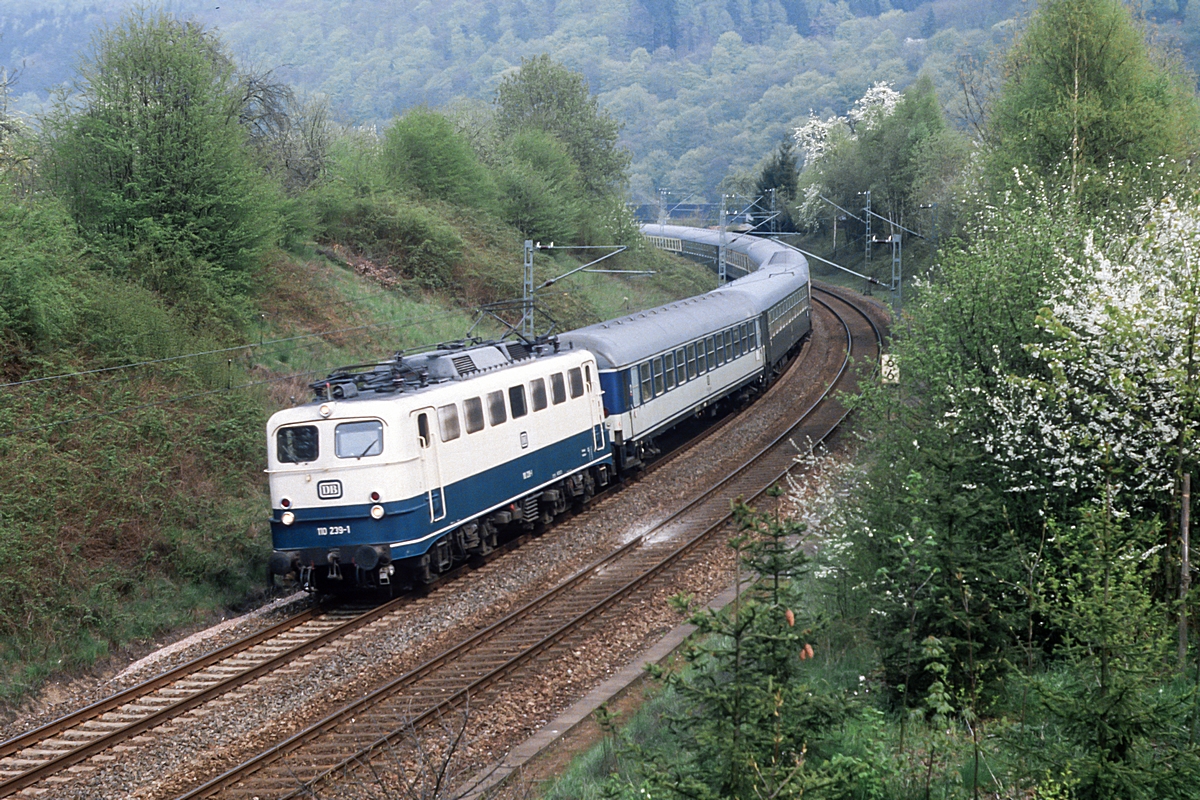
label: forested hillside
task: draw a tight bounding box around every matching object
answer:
[0,0,1027,198]
[0,7,719,703]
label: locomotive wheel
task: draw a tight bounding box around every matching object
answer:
[413,554,436,585]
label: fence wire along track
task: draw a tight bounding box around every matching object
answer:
[172,286,881,800]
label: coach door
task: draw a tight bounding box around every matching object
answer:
[412,408,447,523]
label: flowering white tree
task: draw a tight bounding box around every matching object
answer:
[976,197,1200,507]
[792,82,900,169]
[847,81,902,133]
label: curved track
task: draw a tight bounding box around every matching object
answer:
[174,286,881,800]
[0,285,882,800]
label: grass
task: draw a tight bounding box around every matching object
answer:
[0,222,718,707]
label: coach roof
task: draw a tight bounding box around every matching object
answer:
[558,261,807,369]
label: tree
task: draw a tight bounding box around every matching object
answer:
[626,497,864,800]
[494,55,631,198]
[1013,502,1200,799]
[987,0,1200,214]
[46,9,279,304]
[755,138,798,232]
[382,107,497,210]
[495,128,583,242]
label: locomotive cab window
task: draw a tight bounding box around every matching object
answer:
[551,373,567,404]
[487,390,507,425]
[277,425,318,464]
[531,378,548,411]
[509,385,528,418]
[336,420,383,458]
[464,397,484,433]
[437,404,461,442]
[568,367,584,398]
[416,415,431,449]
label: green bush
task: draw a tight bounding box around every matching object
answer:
[317,194,463,288]
[0,191,80,350]
[45,9,281,308]
[382,107,497,210]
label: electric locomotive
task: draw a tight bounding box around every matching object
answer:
[266,340,612,591]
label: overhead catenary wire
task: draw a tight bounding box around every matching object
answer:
[0,330,472,438]
[0,309,467,391]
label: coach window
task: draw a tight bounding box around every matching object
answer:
[724,330,733,360]
[509,385,528,418]
[568,367,585,398]
[531,378,548,411]
[629,370,641,407]
[437,404,461,442]
[464,397,484,433]
[715,333,725,366]
[640,362,652,400]
[664,352,676,390]
[696,341,707,374]
[487,390,507,426]
[551,372,567,405]
[749,322,757,350]
[734,325,743,357]
[416,414,431,449]
[277,425,318,464]
[686,344,697,379]
[705,337,716,369]
[653,357,664,396]
[675,348,687,382]
[337,420,383,458]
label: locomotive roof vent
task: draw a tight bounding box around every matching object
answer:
[451,354,476,375]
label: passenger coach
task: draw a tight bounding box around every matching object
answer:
[558,247,811,471]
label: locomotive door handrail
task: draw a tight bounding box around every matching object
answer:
[412,408,447,523]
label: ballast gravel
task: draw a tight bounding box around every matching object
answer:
[1,293,872,800]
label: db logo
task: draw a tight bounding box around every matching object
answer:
[317,480,343,500]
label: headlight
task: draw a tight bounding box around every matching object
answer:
[319,404,332,418]
[281,511,295,526]
[370,505,385,520]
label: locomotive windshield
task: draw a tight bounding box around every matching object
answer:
[277,425,319,464]
[335,420,383,458]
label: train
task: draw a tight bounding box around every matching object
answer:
[265,225,811,592]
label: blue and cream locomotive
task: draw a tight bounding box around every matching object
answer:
[267,342,612,589]
[266,225,810,591]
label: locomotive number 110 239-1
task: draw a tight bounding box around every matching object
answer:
[317,525,351,536]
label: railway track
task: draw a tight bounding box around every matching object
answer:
[0,285,879,800]
[171,287,880,800]
[0,332,767,800]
